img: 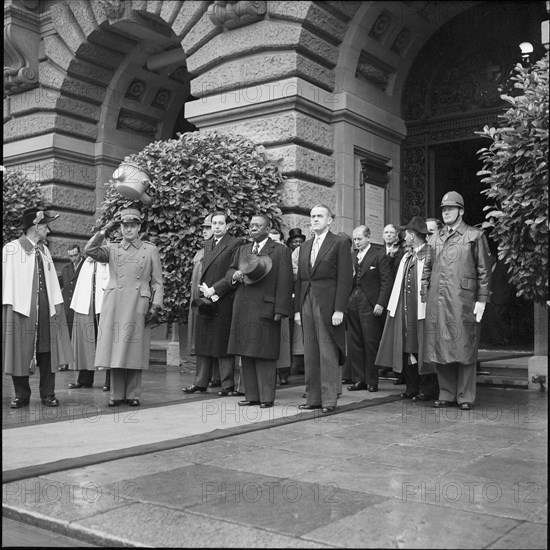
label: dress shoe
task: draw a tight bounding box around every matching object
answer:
[348,381,368,391]
[393,379,405,385]
[238,400,260,406]
[458,402,473,410]
[182,385,207,393]
[412,393,433,402]
[260,402,274,408]
[433,400,454,408]
[41,396,59,407]
[10,397,29,409]
[298,404,321,410]
[68,382,92,389]
[279,379,289,386]
[127,399,140,407]
[102,385,110,392]
[218,387,235,396]
[368,386,378,392]
[342,378,353,384]
[208,380,221,388]
[227,390,245,396]
[108,399,123,407]
[400,392,416,399]
[321,406,336,414]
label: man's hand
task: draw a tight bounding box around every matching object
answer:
[232,270,244,285]
[294,312,301,326]
[473,301,486,323]
[145,304,162,325]
[199,283,215,298]
[373,304,384,316]
[103,219,120,235]
[332,311,344,326]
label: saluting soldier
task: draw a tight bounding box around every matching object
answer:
[85,208,163,407]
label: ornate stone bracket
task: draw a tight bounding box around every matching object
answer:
[208,1,267,30]
[356,50,395,92]
[4,3,40,95]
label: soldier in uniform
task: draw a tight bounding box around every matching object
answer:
[85,208,163,407]
[421,191,492,410]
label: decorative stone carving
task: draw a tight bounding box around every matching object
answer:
[125,79,146,101]
[208,1,267,29]
[401,147,426,221]
[152,88,171,109]
[117,109,158,137]
[4,4,40,95]
[369,10,394,42]
[355,50,395,91]
[98,0,125,20]
[391,28,411,56]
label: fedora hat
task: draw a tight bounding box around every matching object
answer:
[20,208,59,230]
[401,216,429,235]
[239,253,273,285]
[191,297,220,319]
[119,208,142,224]
[286,227,306,246]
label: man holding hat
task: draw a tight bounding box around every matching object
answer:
[226,214,293,408]
[376,216,439,401]
[183,212,242,396]
[421,191,492,410]
[3,208,74,408]
[85,207,164,407]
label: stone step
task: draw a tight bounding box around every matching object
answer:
[477,357,531,388]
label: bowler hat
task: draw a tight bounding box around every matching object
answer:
[191,297,220,319]
[239,253,273,285]
[401,216,429,235]
[286,227,306,246]
[119,208,142,224]
[20,208,59,230]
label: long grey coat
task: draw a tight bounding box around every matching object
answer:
[421,220,492,365]
[85,233,164,370]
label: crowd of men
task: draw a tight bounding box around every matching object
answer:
[3,191,492,414]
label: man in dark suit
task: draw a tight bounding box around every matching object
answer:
[295,205,353,413]
[59,245,83,338]
[183,212,242,395]
[347,225,392,392]
[227,214,293,408]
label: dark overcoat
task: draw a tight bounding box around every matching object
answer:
[194,233,242,357]
[60,260,82,333]
[353,246,392,309]
[421,220,492,365]
[227,239,293,360]
[295,232,353,365]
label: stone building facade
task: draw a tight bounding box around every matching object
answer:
[4,0,546,253]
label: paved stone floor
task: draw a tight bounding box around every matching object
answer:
[2,365,548,548]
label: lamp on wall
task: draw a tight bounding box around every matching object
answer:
[519,41,534,63]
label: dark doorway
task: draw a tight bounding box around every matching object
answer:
[429,139,534,351]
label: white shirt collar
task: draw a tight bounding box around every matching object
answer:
[254,237,269,252]
[357,243,370,261]
[313,230,329,246]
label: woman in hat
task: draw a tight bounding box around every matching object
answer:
[85,207,163,407]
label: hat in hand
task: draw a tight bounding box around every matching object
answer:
[191,297,220,319]
[239,253,273,285]
[20,208,59,230]
[286,227,306,246]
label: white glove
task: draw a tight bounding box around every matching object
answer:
[199,283,215,298]
[294,312,301,326]
[473,301,486,323]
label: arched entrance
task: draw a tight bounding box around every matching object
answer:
[401,1,546,349]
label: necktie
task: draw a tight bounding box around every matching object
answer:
[252,242,259,254]
[310,237,320,267]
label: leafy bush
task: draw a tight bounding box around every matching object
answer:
[3,170,48,246]
[476,53,549,303]
[96,131,285,323]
